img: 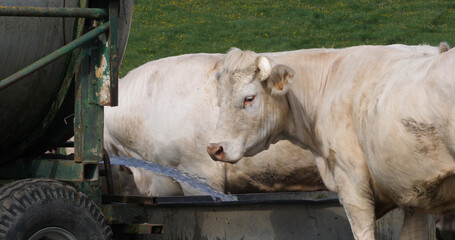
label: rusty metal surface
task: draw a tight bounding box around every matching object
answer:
[74,36,106,164]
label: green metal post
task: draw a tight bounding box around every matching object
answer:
[74,38,106,164]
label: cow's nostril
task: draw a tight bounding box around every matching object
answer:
[215,146,224,156]
[207,144,226,161]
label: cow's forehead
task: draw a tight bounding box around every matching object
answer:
[220,68,256,90]
[218,48,261,97]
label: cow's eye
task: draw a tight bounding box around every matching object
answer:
[243,95,256,108]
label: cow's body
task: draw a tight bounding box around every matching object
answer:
[208,44,453,239]
[104,54,325,196]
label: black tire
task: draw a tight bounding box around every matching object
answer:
[0,178,113,240]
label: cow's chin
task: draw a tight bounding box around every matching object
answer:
[222,151,244,164]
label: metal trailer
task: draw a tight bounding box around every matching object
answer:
[0,0,132,238]
[0,1,436,239]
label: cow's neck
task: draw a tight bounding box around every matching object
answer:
[272,50,338,155]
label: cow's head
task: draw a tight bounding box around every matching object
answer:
[207,48,295,163]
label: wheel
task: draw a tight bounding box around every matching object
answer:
[0,178,113,240]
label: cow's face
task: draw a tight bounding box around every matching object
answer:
[207,49,295,163]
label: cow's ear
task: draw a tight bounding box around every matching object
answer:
[266,64,295,95]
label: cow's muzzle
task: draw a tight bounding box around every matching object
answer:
[207,143,226,161]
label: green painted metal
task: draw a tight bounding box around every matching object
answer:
[91,29,112,106]
[67,180,103,206]
[0,22,110,91]
[0,6,107,18]
[0,0,139,236]
[0,158,98,181]
[0,0,132,164]
[0,0,121,177]
[74,0,119,164]
[74,40,105,164]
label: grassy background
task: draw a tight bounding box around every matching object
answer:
[120,0,455,77]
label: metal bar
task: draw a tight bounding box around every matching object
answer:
[74,37,105,164]
[153,193,340,206]
[102,195,158,205]
[0,22,110,90]
[108,0,119,106]
[0,158,97,181]
[103,150,115,194]
[101,192,340,206]
[0,6,107,18]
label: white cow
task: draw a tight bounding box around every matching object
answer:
[104,53,325,196]
[208,44,453,239]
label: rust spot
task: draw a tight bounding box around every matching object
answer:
[99,76,111,105]
[95,55,107,79]
[94,54,111,105]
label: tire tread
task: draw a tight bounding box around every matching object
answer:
[0,178,112,239]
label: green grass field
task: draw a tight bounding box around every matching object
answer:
[120,0,455,77]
